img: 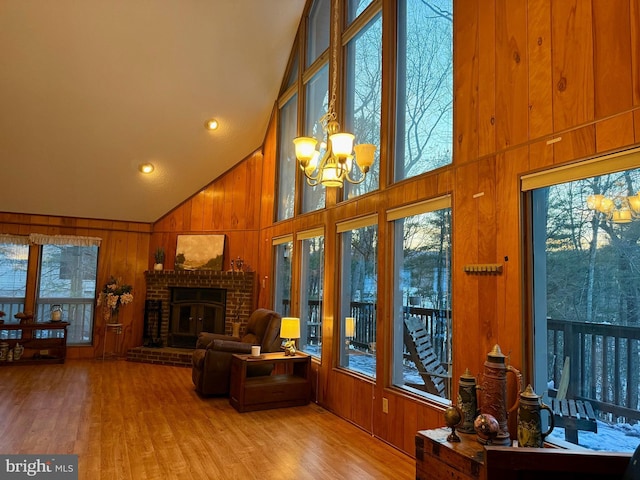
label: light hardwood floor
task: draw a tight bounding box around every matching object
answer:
[0,360,415,480]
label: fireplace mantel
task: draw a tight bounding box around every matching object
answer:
[144,270,255,347]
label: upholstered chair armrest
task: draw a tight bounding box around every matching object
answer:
[208,338,252,354]
[196,332,238,349]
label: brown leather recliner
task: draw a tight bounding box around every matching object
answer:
[192,308,282,396]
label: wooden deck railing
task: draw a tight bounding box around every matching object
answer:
[547,318,640,424]
[0,298,94,344]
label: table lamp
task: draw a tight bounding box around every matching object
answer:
[280,317,300,356]
[345,317,355,348]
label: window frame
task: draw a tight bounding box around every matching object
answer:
[387,196,453,403]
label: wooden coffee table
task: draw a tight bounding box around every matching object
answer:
[229,351,311,412]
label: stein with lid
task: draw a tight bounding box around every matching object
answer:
[478,344,522,445]
[517,384,555,447]
[457,368,478,434]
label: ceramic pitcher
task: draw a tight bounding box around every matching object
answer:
[517,384,555,447]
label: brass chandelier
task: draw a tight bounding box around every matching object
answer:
[292,0,376,188]
[587,191,640,223]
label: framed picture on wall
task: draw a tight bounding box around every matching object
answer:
[175,234,225,271]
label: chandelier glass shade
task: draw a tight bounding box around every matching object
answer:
[587,192,640,223]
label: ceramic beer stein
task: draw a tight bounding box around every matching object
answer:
[478,344,522,445]
[517,384,555,447]
[457,368,478,434]
[0,342,9,361]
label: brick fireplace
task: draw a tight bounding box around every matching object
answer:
[142,270,255,348]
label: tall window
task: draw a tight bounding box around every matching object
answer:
[343,8,382,199]
[525,151,640,452]
[388,198,452,402]
[273,236,293,317]
[276,94,298,222]
[0,235,29,320]
[298,229,324,358]
[338,216,378,377]
[301,65,329,213]
[394,0,453,181]
[37,244,98,345]
[306,0,330,68]
[346,0,374,25]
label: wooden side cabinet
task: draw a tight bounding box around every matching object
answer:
[416,427,632,480]
[416,428,486,480]
[229,352,311,412]
[0,322,69,365]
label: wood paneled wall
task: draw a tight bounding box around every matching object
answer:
[0,213,151,359]
[148,0,640,457]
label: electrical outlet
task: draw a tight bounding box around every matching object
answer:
[382,397,389,414]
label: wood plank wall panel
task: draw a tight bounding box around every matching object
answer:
[595,113,636,153]
[551,0,594,132]
[495,0,528,149]
[453,0,479,163]
[633,0,640,106]
[553,125,596,165]
[592,0,633,119]
[0,213,151,359]
[527,0,553,139]
[452,161,484,378]
[477,0,496,156]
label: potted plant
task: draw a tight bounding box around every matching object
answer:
[154,247,165,271]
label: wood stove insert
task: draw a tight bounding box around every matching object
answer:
[169,287,226,348]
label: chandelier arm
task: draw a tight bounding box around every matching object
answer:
[343,165,367,185]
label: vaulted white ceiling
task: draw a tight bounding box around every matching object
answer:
[0,0,305,223]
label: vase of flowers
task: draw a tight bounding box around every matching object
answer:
[97,276,134,323]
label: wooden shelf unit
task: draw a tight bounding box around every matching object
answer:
[229,352,311,412]
[0,322,69,365]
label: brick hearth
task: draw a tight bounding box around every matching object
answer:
[127,346,192,367]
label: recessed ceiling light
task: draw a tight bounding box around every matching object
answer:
[138,163,154,174]
[204,118,219,130]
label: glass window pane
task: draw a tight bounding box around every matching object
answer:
[339,224,377,377]
[277,94,298,222]
[0,243,28,319]
[284,50,299,90]
[344,12,381,199]
[530,167,640,452]
[299,235,324,358]
[273,242,293,316]
[302,64,329,213]
[37,244,98,345]
[391,208,452,402]
[395,0,453,181]
[347,0,374,25]
[307,0,330,68]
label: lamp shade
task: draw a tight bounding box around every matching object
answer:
[320,160,345,187]
[280,317,300,339]
[329,133,355,157]
[599,197,615,214]
[294,137,318,163]
[345,317,356,338]
[627,194,640,214]
[353,143,376,169]
[613,208,632,224]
